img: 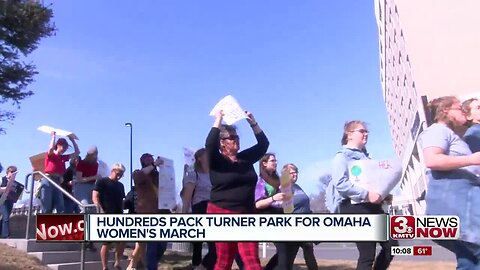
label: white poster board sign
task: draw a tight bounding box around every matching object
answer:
[183,147,195,172]
[0,172,17,206]
[279,171,294,213]
[209,95,247,125]
[348,159,402,203]
[157,156,177,210]
[37,125,79,140]
[97,160,110,178]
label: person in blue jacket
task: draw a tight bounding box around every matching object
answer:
[326,120,395,270]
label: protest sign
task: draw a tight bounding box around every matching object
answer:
[348,159,402,203]
[37,125,79,140]
[280,170,294,213]
[209,95,247,125]
[183,147,195,172]
[157,156,177,210]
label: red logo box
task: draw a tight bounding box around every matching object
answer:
[36,214,85,241]
[390,216,415,240]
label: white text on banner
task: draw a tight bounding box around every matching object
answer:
[87,214,388,242]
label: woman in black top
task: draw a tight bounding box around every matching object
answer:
[205,110,269,270]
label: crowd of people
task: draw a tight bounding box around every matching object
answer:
[1,95,480,270]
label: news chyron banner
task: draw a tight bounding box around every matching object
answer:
[390,216,460,240]
[87,214,388,242]
[36,214,85,241]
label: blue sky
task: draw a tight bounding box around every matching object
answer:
[0,1,395,198]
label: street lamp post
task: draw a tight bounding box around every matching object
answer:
[125,123,133,189]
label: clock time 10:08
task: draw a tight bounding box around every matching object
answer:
[391,246,413,256]
[391,246,433,256]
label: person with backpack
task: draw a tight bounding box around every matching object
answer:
[181,148,216,270]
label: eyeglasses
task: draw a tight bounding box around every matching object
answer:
[289,171,298,175]
[449,107,464,112]
[350,129,369,134]
[221,135,239,141]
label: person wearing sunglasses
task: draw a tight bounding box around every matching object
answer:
[205,110,269,270]
[420,96,480,269]
[326,120,396,270]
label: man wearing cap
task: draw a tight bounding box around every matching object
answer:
[93,163,126,270]
[41,131,79,214]
[129,153,167,270]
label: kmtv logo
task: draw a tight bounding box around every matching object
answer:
[390,216,459,240]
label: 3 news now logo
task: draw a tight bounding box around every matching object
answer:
[390,216,459,240]
[36,214,85,241]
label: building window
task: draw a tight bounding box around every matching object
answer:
[398,51,402,64]
[378,1,382,21]
[394,29,396,43]
[404,74,407,86]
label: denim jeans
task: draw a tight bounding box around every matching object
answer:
[73,182,94,205]
[63,196,79,214]
[426,178,480,245]
[40,177,65,214]
[0,200,14,238]
[146,242,168,270]
[435,240,480,270]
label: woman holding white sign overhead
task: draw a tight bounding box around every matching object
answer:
[206,110,269,270]
[41,131,80,214]
[326,120,395,270]
[420,96,480,269]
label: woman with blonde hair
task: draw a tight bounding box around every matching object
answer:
[420,96,480,269]
[181,148,216,270]
[326,120,395,270]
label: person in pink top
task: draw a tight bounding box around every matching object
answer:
[41,131,79,213]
